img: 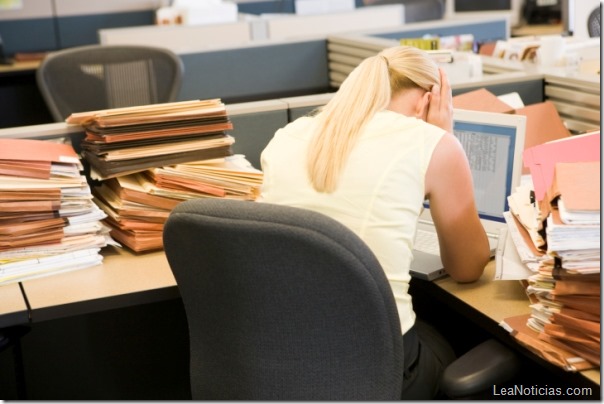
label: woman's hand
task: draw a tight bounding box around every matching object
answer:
[423,68,453,133]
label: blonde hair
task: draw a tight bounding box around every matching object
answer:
[307,46,440,193]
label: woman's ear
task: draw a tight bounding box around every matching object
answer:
[415,91,431,121]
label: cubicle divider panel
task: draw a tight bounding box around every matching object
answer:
[326,18,509,88]
[544,73,600,133]
[0,1,57,56]
[99,22,253,54]
[262,5,404,41]
[452,76,545,106]
[327,34,394,87]
[0,18,58,55]
[178,39,331,104]
[372,19,508,44]
[227,100,290,169]
[235,0,296,14]
[281,92,334,121]
[55,11,156,49]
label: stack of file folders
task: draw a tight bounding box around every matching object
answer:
[0,138,114,285]
[91,155,263,252]
[501,132,600,372]
[66,99,263,253]
[67,99,235,180]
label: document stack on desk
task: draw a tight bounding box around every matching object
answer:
[67,99,263,253]
[67,99,235,180]
[91,155,262,252]
[500,131,601,372]
[0,138,114,285]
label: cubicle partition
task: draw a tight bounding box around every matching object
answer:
[251,5,404,40]
[544,71,600,133]
[177,38,331,104]
[326,17,510,86]
[227,99,289,168]
[99,20,254,54]
[0,1,58,55]
[325,16,547,106]
[0,1,160,55]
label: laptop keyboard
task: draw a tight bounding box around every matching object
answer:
[414,229,441,255]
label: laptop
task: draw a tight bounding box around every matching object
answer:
[410,109,527,281]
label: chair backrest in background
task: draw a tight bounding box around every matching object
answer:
[36,44,184,122]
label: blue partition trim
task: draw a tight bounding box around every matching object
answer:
[0,18,58,55]
[372,20,507,43]
[178,40,330,103]
[236,0,295,14]
[56,11,156,48]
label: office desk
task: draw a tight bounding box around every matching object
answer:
[0,283,29,328]
[412,261,600,390]
[3,247,599,399]
[20,246,178,323]
[18,247,601,384]
[0,60,40,75]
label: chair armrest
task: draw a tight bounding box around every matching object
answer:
[441,338,520,398]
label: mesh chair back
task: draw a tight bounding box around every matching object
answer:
[36,45,183,121]
[588,6,601,38]
[163,199,404,400]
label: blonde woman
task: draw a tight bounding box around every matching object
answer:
[260,45,490,399]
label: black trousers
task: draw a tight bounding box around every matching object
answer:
[401,319,457,400]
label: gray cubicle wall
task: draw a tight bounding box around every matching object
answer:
[55,11,155,49]
[233,0,366,14]
[452,76,544,106]
[0,2,58,55]
[371,19,508,44]
[0,18,58,55]
[226,99,289,169]
[0,1,157,56]
[178,39,331,104]
[281,93,334,121]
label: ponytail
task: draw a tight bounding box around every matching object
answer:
[306,46,440,193]
[307,55,391,193]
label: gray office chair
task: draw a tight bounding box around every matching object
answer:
[587,6,600,38]
[36,44,184,122]
[163,199,519,400]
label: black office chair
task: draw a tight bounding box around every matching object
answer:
[163,199,519,400]
[0,326,30,399]
[36,44,184,122]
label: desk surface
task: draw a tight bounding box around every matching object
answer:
[8,246,601,386]
[0,283,29,328]
[19,246,178,323]
[0,60,40,75]
[435,261,600,386]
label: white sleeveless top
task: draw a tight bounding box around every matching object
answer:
[259,109,445,334]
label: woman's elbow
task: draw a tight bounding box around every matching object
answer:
[447,251,490,283]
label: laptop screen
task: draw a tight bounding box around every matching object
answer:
[452,109,527,223]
